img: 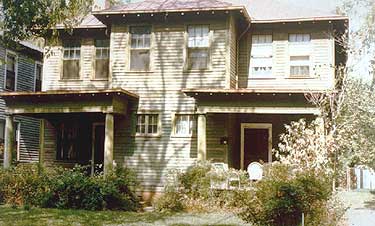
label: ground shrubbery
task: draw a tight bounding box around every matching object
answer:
[0,164,140,211]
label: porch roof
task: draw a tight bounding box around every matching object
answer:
[182,88,321,115]
[0,89,138,116]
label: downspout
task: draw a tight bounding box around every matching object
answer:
[236,22,251,89]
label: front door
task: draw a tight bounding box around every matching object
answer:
[91,123,105,175]
[241,124,272,169]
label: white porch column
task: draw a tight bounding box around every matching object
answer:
[3,115,14,169]
[104,113,114,175]
[197,114,207,161]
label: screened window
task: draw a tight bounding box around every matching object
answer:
[62,41,81,79]
[174,114,196,136]
[250,34,273,77]
[56,123,79,160]
[35,63,42,91]
[5,53,16,91]
[187,25,210,70]
[136,114,159,135]
[95,39,110,79]
[130,26,151,71]
[289,34,311,43]
[290,56,310,77]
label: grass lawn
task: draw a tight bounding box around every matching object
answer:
[0,205,250,226]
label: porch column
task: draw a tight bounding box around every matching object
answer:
[197,114,207,161]
[104,113,114,175]
[3,115,14,169]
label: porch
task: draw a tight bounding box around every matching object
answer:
[0,89,138,175]
[183,88,319,169]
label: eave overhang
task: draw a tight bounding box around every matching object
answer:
[0,89,138,116]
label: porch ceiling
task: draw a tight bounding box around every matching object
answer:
[0,89,139,116]
[182,88,320,115]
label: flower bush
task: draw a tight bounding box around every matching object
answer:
[0,164,140,211]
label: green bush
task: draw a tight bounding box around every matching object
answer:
[238,163,333,226]
[0,164,140,211]
[178,161,212,199]
[154,187,185,213]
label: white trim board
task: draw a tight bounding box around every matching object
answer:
[240,123,272,170]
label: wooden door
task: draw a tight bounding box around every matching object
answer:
[243,128,269,168]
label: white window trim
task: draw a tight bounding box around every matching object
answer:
[184,24,213,71]
[34,61,43,91]
[249,34,274,79]
[4,50,18,91]
[93,40,110,81]
[60,41,82,80]
[171,113,197,138]
[127,25,153,73]
[135,112,161,137]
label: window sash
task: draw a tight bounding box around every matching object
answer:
[63,47,81,60]
[6,54,16,90]
[175,114,196,135]
[188,25,209,48]
[35,64,42,91]
[187,48,209,70]
[250,56,273,77]
[62,60,80,79]
[136,114,159,135]
[289,34,311,43]
[290,56,310,77]
[252,34,272,44]
[130,26,151,49]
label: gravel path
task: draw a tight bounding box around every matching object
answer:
[340,191,375,226]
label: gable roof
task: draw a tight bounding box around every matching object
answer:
[94,0,347,23]
[242,0,347,23]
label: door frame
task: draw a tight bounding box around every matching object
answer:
[240,123,272,170]
[91,122,105,175]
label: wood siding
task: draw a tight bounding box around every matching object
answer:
[238,23,335,90]
[0,45,40,163]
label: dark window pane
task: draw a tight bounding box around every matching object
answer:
[5,71,15,90]
[130,50,150,71]
[63,60,80,79]
[188,49,209,69]
[95,39,110,48]
[95,59,109,79]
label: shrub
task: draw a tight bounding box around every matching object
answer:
[154,188,185,213]
[0,164,140,211]
[238,163,335,226]
[178,161,212,199]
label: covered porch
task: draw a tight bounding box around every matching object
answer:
[0,89,138,175]
[184,89,319,170]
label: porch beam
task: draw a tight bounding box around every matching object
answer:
[104,113,114,175]
[197,106,320,115]
[3,115,14,169]
[197,114,207,161]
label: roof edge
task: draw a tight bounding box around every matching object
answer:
[251,15,349,23]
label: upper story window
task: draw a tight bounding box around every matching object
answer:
[187,25,210,70]
[288,34,311,77]
[136,114,159,136]
[290,56,310,77]
[174,114,196,136]
[35,62,43,92]
[5,52,17,91]
[62,41,81,79]
[250,34,273,78]
[289,34,311,43]
[130,26,151,71]
[95,39,110,79]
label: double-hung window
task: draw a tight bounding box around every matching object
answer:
[174,114,196,136]
[95,39,110,79]
[130,26,151,71]
[5,52,17,91]
[35,63,43,91]
[250,34,273,78]
[288,34,311,77]
[0,120,20,162]
[136,114,159,136]
[187,25,210,70]
[62,41,81,79]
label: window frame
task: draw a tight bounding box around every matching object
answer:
[61,40,81,80]
[249,34,274,79]
[34,61,43,92]
[287,33,313,78]
[172,113,197,138]
[185,24,212,71]
[135,113,161,137]
[0,119,20,162]
[128,25,152,72]
[93,39,110,80]
[4,50,18,91]
[289,55,311,78]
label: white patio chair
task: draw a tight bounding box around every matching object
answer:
[210,162,240,190]
[247,162,263,181]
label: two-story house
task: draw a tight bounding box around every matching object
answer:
[0,41,43,166]
[0,0,347,198]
